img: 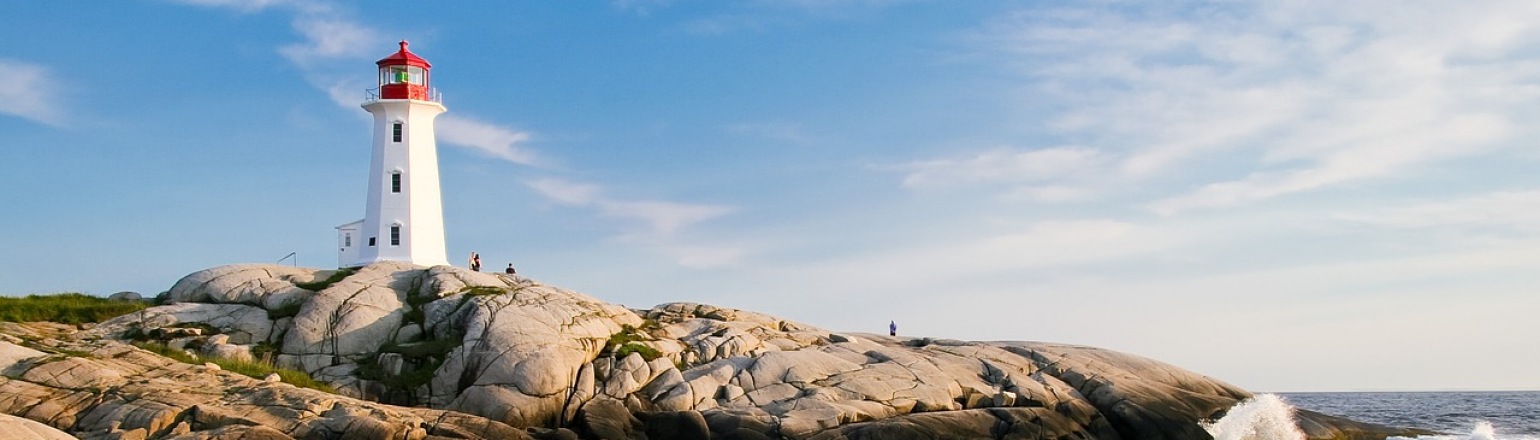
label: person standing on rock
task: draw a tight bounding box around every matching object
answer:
[469,252,481,271]
[505,263,516,274]
[889,320,897,337]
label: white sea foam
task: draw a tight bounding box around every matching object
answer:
[1473,421,1501,440]
[1202,393,1307,440]
[1390,421,1539,440]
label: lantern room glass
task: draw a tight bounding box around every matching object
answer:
[380,66,427,86]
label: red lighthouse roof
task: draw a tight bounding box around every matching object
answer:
[371,40,437,102]
[376,40,431,69]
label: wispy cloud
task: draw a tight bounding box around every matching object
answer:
[600,200,733,236]
[972,1,1540,213]
[793,219,1172,293]
[899,146,1108,190]
[665,244,748,269]
[672,0,914,34]
[167,0,299,13]
[527,177,740,267]
[1147,110,1515,214]
[526,178,603,206]
[1000,185,1094,203]
[0,60,66,127]
[526,178,733,236]
[278,17,380,66]
[1337,190,1540,233]
[437,115,539,166]
[611,0,676,16]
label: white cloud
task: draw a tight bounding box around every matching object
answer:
[1001,185,1093,203]
[600,200,733,236]
[526,178,732,237]
[437,115,539,166]
[1149,113,1514,214]
[167,0,297,12]
[527,178,603,206]
[901,146,1104,190]
[666,244,747,269]
[525,177,739,268]
[793,219,1171,294]
[674,0,914,34]
[0,60,65,126]
[279,18,380,66]
[323,82,366,109]
[1337,190,1540,232]
[611,0,675,16]
[973,1,1540,213]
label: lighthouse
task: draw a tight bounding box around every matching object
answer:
[337,41,449,268]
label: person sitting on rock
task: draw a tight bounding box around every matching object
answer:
[505,263,516,274]
[469,252,481,272]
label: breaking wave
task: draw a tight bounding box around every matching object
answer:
[1391,421,1540,440]
[1202,394,1307,440]
[1202,394,1534,440]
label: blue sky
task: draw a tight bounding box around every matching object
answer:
[3,1,1537,392]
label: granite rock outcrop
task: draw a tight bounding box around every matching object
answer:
[0,263,1429,440]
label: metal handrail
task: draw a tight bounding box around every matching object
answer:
[363,87,442,104]
[277,252,297,267]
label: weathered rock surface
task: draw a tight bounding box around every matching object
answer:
[0,323,533,440]
[6,262,1428,440]
[0,412,77,440]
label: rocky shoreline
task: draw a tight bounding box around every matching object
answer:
[0,263,1433,439]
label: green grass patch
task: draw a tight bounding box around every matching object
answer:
[0,293,149,324]
[251,342,278,361]
[606,326,645,348]
[616,342,663,362]
[133,342,335,394]
[294,268,355,292]
[459,286,505,297]
[639,318,662,331]
[604,325,664,361]
[134,341,199,363]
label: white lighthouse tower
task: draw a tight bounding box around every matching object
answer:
[337,41,449,268]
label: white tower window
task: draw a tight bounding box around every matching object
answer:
[390,225,401,246]
[392,122,403,142]
[391,172,402,193]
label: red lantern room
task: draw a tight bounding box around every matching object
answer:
[375,40,433,101]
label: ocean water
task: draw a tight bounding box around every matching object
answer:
[1204,392,1539,440]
